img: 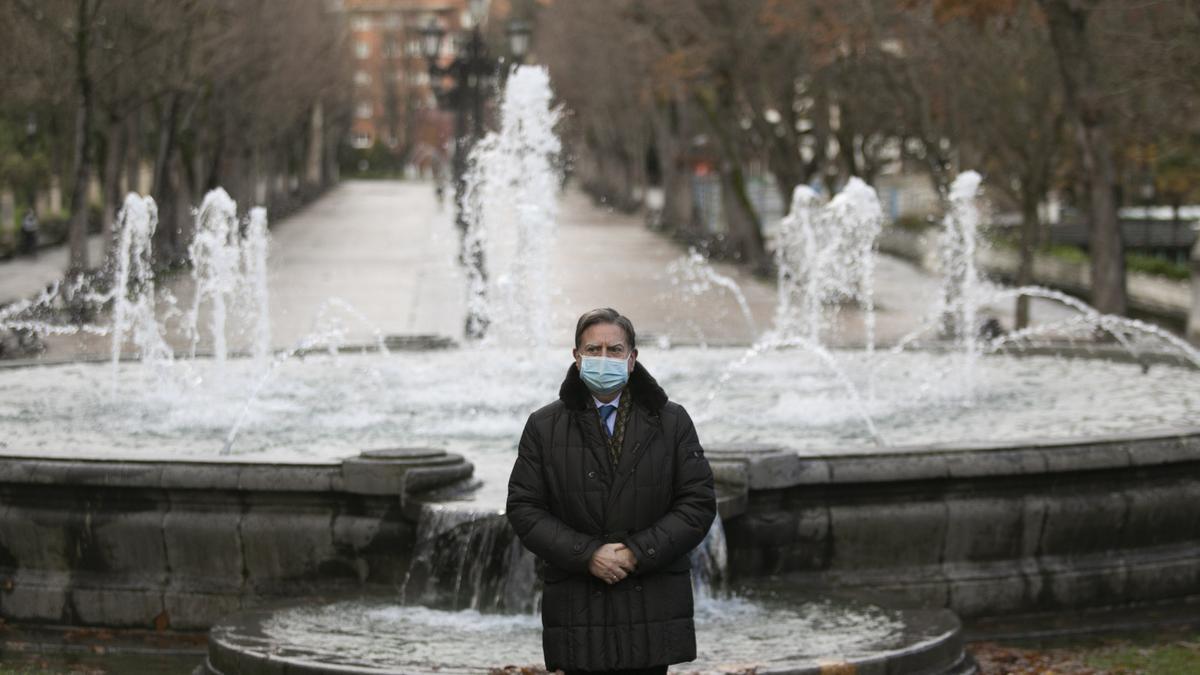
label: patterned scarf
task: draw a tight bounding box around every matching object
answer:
[600,390,633,466]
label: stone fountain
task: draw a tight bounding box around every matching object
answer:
[1,65,1198,674]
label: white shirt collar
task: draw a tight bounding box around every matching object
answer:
[592,392,621,410]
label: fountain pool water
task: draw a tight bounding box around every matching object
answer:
[3,347,1198,464]
[209,593,968,674]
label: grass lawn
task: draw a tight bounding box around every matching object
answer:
[972,627,1200,674]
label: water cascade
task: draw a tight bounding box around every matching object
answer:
[400,506,539,614]
[398,502,730,618]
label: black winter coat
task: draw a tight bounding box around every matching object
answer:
[506,361,716,671]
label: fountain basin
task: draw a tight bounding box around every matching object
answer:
[0,450,471,629]
[710,427,1200,618]
[1,345,1198,629]
[202,595,975,675]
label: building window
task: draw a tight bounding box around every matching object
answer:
[354,71,371,86]
[415,71,430,86]
[406,38,421,57]
[356,103,373,119]
[351,16,373,32]
[385,39,400,58]
[384,13,402,29]
[355,41,370,59]
[352,132,372,149]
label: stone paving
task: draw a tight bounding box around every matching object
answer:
[252,179,1071,350]
[0,234,105,305]
[1,179,1076,357]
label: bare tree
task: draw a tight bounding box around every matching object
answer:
[2,0,351,270]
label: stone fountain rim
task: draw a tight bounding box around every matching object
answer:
[0,447,473,496]
[706,424,1200,490]
[0,338,1194,370]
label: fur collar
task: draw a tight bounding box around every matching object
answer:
[558,361,669,413]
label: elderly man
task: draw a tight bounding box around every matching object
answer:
[506,308,716,674]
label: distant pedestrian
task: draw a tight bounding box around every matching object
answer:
[433,161,446,209]
[20,209,38,258]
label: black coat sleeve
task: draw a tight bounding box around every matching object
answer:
[506,413,603,575]
[622,405,716,575]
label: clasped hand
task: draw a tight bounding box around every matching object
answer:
[588,543,637,584]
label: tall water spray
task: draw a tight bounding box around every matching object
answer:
[775,186,821,341]
[242,207,271,361]
[827,179,884,353]
[702,178,888,444]
[187,188,242,363]
[463,65,561,346]
[774,178,883,350]
[938,171,984,400]
[109,194,171,378]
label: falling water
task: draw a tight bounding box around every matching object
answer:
[398,505,732,616]
[983,285,1200,368]
[705,332,885,445]
[667,248,758,337]
[690,515,730,604]
[400,506,538,614]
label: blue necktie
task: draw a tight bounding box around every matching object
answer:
[598,404,617,437]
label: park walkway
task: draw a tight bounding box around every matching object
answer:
[256,180,950,349]
[0,235,105,306]
[1,179,1070,357]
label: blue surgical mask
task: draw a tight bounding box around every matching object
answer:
[579,356,630,395]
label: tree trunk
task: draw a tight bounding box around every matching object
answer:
[720,164,771,273]
[306,102,324,188]
[66,0,95,275]
[695,92,770,271]
[125,110,141,194]
[101,114,125,263]
[1039,0,1127,315]
[152,92,183,264]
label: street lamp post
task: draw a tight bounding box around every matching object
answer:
[419,5,531,340]
[22,113,38,207]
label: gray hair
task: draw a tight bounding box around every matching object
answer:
[574,308,636,351]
